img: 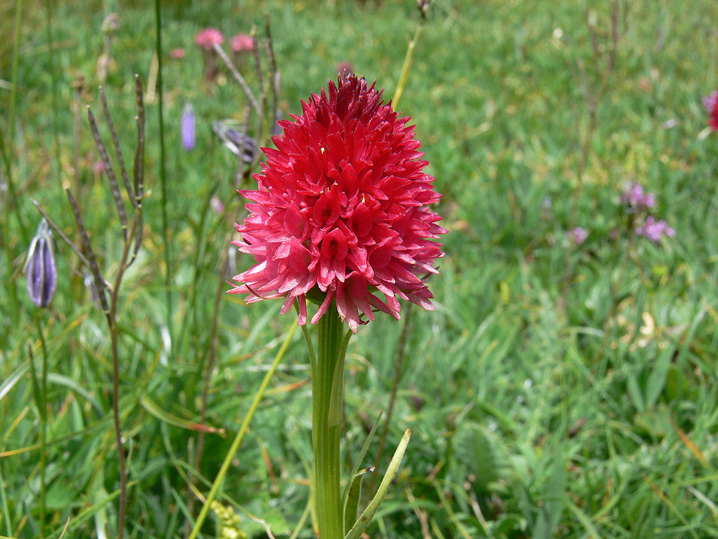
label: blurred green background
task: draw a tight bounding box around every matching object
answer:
[2,0,718,537]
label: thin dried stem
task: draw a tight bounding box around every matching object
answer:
[240,103,257,184]
[107,210,141,539]
[264,14,280,118]
[64,189,111,323]
[128,75,146,267]
[72,78,84,210]
[133,75,146,200]
[252,33,265,109]
[100,87,137,209]
[87,106,128,241]
[560,1,622,312]
[212,42,261,116]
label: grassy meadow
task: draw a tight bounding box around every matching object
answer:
[2,0,718,537]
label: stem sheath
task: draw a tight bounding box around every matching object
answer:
[313,309,349,539]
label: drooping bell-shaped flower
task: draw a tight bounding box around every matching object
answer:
[229,75,446,332]
[25,219,57,308]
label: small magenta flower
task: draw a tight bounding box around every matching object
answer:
[230,75,446,332]
[170,48,186,59]
[636,217,675,243]
[25,219,57,308]
[182,103,196,151]
[566,227,587,245]
[703,89,718,131]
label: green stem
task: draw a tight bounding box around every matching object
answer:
[154,0,172,341]
[34,311,49,539]
[2,0,27,323]
[391,19,424,111]
[313,308,350,539]
[44,0,62,201]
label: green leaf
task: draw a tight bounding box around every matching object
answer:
[344,428,411,539]
[566,498,601,538]
[626,370,645,412]
[645,345,675,408]
[0,363,29,401]
[341,411,383,519]
[344,466,375,535]
[532,451,565,539]
[634,404,672,438]
[454,424,498,493]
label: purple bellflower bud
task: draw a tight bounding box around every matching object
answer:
[24,219,57,308]
[182,102,196,151]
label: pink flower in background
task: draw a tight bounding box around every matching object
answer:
[195,28,224,80]
[566,227,587,245]
[194,28,224,50]
[230,33,254,53]
[170,48,186,59]
[636,217,675,243]
[210,195,225,214]
[703,89,718,130]
[229,75,446,332]
[621,182,655,210]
